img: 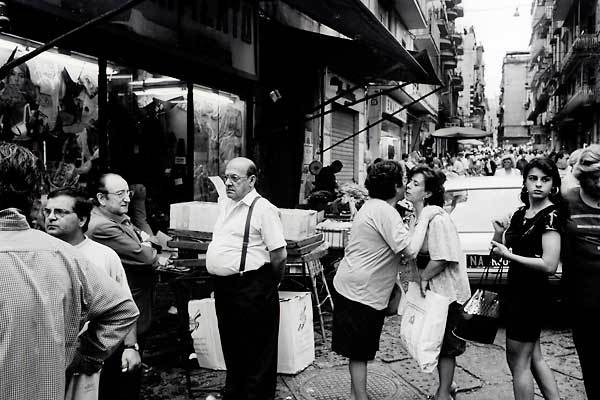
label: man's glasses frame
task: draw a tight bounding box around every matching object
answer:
[43,208,74,219]
[99,190,134,199]
[222,174,253,184]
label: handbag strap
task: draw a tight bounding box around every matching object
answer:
[239,196,262,274]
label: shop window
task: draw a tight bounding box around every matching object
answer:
[0,35,101,193]
[192,85,246,201]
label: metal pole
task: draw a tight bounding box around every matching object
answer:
[0,0,147,79]
[305,81,411,122]
[97,57,108,170]
[318,86,443,154]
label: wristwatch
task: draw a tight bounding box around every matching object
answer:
[124,343,139,352]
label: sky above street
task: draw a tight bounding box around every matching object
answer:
[456,0,532,100]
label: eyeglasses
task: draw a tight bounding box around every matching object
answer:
[43,208,74,219]
[101,190,133,199]
[222,174,250,184]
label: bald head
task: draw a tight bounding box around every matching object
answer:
[96,173,131,215]
[224,157,257,201]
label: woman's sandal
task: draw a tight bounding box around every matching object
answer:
[428,382,458,400]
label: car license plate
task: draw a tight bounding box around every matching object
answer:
[466,254,509,269]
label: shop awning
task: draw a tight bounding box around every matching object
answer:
[432,126,492,138]
[261,20,441,85]
[278,0,431,83]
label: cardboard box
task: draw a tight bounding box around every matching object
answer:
[279,209,317,241]
[188,292,315,374]
[169,201,220,232]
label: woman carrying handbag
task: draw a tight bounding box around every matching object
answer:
[490,157,566,400]
[405,166,471,400]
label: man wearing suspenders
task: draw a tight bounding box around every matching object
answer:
[206,157,287,400]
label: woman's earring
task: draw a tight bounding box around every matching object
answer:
[551,186,559,196]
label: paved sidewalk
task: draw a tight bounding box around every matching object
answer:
[141,284,586,399]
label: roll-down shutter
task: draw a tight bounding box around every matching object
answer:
[331,108,356,184]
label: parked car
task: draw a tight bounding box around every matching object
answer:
[444,175,562,287]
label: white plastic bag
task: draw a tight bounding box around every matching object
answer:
[399,282,450,373]
[65,372,100,400]
[189,298,227,370]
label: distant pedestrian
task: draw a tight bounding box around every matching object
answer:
[516,151,528,173]
[491,157,563,400]
[495,154,521,177]
[560,148,583,195]
[0,142,138,400]
[562,144,600,400]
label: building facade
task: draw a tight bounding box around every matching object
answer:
[499,51,530,148]
[527,0,600,152]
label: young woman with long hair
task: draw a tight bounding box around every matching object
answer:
[490,157,566,400]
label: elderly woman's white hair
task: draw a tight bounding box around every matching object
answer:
[568,148,584,167]
[573,144,600,179]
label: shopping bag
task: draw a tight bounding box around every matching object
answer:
[188,298,227,370]
[65,371,100,400]
[453,288,501,344]
[399,282,450,373]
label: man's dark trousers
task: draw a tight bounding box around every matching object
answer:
[214,264,279,400]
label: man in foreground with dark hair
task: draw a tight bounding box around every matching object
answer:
[44,188,141,398]
[0,143,139,400]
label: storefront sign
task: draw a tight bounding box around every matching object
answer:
[383,96,407,123]
[14,0,257,79]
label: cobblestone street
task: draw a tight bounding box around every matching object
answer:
[141,284,586,400]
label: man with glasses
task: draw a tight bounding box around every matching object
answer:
[88,173,157,400]
[0,143,139,400]
[206,157,287,400]
[44,187,141,399]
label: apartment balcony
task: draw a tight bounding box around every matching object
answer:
[394,0,427,29]
[560,33,600,74]
[455,5,464,18]
[440,37,452,49]
[456,43,464,55]
[446,8,458,21]
[442,59,457,69]
[450,31,462,44]
[440,49,455,60]
[434,9,449,36]
[557,85,599,117]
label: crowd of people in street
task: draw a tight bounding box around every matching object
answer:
[1,140,600,400]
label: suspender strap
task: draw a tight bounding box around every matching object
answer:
[239,196,262,273]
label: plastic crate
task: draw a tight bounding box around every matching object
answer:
[316,227,350,249]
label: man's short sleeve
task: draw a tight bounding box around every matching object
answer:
[378,206,410,254]
[260,204,287,251]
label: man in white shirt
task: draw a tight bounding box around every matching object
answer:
[206,157,287,400]
[44,188,140,399]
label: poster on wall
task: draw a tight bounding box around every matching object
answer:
[0,40,99,190]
